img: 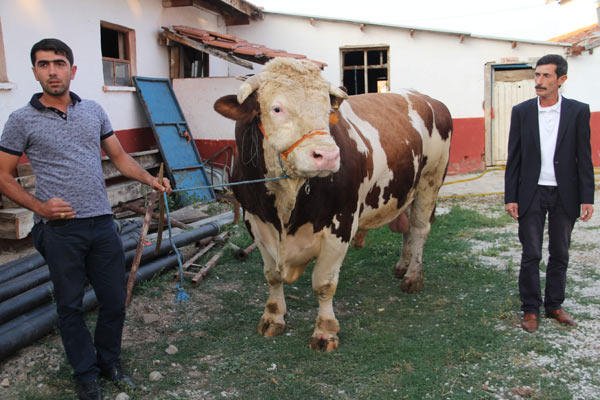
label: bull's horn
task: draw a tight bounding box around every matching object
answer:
[329,84,348,99]
[237,74,262,104]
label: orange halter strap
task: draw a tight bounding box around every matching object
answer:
[258,122,329,160]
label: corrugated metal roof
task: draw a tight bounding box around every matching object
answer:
[167,25,327,69]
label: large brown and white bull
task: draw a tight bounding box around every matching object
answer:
[214,58,452,351]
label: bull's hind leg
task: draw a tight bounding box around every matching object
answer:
[257,250,287,337]
[309,243,347,352]
[395,167,446,293]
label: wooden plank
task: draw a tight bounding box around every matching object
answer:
[102,150,161,180]
[0,208,33,240]
[17,163,33,177]
[175,241,216,278]
[191,250,223,284]
[106,181,146,207]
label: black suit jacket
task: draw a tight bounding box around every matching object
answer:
[504,96,594,219]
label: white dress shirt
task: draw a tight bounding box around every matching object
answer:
[537,95,562,186]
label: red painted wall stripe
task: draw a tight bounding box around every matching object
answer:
[447,117,485,175]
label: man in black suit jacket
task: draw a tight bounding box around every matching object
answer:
[504,54,594,333]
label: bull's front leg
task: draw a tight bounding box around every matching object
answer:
[257,250,287,337]
[309,242,347,351]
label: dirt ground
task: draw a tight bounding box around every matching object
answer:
[1,191,599,399]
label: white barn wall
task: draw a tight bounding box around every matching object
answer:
[229,13,567,118]
[0,0,224,131]
[173,78,239,140]
[565,51,600,109]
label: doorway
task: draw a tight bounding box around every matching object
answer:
[485,63,535,166]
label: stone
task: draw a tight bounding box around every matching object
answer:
[165,344,178,355]
[142,313,160,324]
[149,371,163,381]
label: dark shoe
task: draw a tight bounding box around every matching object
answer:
[76,379,102,400]
[546,308,577,326]
[521,313,539,333]
[101,364,136,390]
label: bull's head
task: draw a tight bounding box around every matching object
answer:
[214,57,348,178]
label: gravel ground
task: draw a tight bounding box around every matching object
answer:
[442,193,600,400]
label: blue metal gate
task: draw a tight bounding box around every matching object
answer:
[133,77,215,205]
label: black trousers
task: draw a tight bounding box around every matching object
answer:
[32,215,125,383]
[518,186,575,314]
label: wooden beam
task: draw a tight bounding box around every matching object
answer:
[169,45,181,79]
[199,0,261,18]
[161,29,254,69]
[163,0,193,6]
[0,208,33,240]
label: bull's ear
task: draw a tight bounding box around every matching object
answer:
[329,85,348,110]
[214,94,258,123]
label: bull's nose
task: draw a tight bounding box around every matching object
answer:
[312,148,340,171]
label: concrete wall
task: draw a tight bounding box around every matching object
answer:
[0,0,226,133]
[173,77,238,140]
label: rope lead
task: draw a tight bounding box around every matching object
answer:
[163,191,189,303]
[163,172,290,304]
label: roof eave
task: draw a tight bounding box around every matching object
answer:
[163,0,263,26]
[262,11,571,48]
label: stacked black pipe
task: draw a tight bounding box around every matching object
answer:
[0,214,232,361]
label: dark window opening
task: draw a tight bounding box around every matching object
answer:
[182,46,209,78]
[341,47,389,95]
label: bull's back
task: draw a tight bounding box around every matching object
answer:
[336,92,451,228]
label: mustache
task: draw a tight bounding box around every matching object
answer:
[535,85,546,90]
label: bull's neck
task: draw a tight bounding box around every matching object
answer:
[263,147,305,224]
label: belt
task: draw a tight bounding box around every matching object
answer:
[46,214,112,227]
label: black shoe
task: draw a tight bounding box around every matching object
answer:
[76,379,102,400]
[100,364,136,390]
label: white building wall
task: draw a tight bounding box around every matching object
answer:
[0,0,226,131]
[229,13,569,118]
[173,77,239,140]
[565,50,600,110]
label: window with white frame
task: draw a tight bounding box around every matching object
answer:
[341,47,389,95]
[100,21,136,86]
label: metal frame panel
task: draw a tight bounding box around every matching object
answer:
[132,76,215,205]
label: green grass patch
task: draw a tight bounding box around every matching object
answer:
[4,205,590,399]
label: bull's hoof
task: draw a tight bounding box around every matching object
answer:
[394,265,408,279]
[257,318,286,337]
[309,334,339,352]
[352,230,367,248]
[400,276,424,293]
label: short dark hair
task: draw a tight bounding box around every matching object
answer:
[536,54,568,77]
[30,38,74,66]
